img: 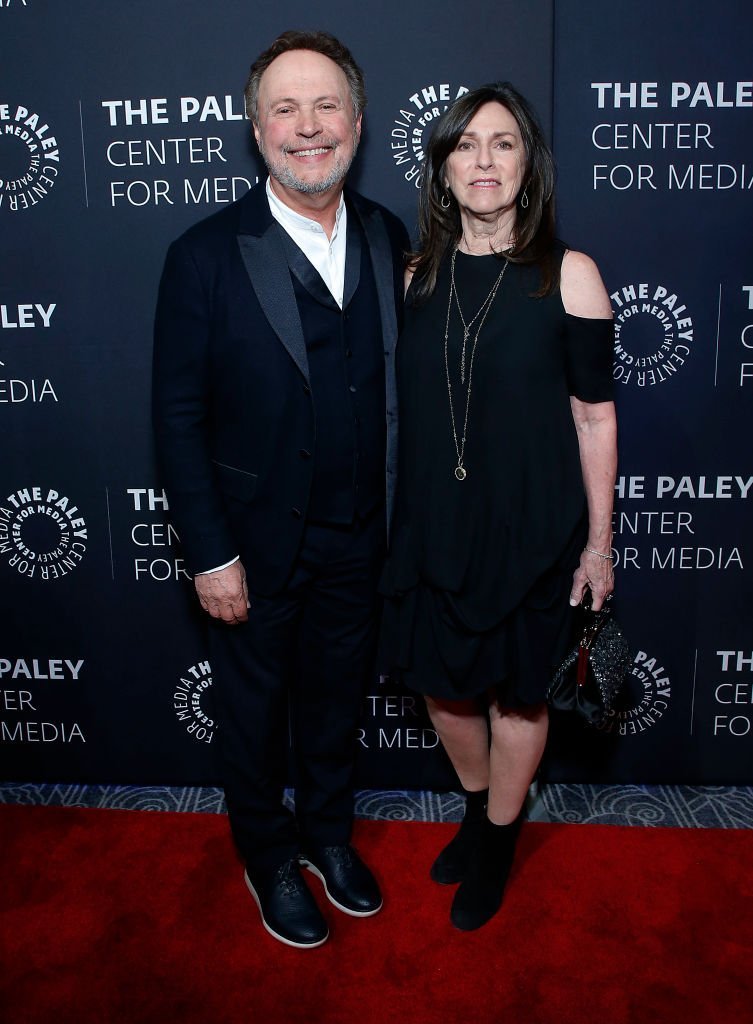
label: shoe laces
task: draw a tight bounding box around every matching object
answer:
[275,860,304,896]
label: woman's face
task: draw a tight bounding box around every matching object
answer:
[443,101,526,223]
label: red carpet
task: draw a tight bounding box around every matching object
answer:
[2,805,752,1024]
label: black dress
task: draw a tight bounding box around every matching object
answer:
[379,245,614,706]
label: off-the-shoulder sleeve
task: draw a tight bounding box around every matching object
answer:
[564,313,614,402]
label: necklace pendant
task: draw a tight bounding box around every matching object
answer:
[454,465,467,481]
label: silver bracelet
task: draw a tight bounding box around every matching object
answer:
[584,546,614,561]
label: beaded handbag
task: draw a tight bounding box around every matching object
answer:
[548,590,631,726]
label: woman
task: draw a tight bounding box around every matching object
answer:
[380,83,617,931]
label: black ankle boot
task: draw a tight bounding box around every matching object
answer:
[430,787,489,885]
[449,814,521,931]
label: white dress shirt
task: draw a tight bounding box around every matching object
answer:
[266,177,347,307]
[196,180,348,576]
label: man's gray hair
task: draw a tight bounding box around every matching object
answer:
[245,29,367,124]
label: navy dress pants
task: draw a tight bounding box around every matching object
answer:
[209,509,385,871]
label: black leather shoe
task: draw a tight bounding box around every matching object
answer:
[299,845,382,917]
[244,859,329,948]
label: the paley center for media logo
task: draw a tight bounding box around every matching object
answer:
[611,282,694,388]
[0,486,87,579]
[387,82,468,189]
[1,103,60,211]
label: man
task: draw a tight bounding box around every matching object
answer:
[153,31,408,949]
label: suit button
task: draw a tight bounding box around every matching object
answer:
[349,384,357,393]
[291,507,302,519]
[346,349,353,358]
[303,383,311,394]
[299,448,311,459]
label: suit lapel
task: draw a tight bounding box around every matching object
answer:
[349,194,398,356]
[342,211,362,309]
[236,187,309,382]
[277,229,339,311]
[346,191,402,533]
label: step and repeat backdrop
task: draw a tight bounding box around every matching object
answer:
[1,0,750,786]
[547,0,753,784]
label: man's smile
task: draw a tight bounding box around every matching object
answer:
[289,146,333,157]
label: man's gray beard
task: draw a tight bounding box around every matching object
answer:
[260,131,359,195]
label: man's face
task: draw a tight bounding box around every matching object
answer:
[254,49,361,200]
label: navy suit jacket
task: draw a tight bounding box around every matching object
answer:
[152,182,408,594]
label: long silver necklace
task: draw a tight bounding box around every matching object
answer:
[444,247,508,481]
[451,256,506,384]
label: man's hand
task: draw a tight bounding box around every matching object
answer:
[194,561,250,624]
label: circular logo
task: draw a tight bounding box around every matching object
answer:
[387,82,468,189]
[0,486,87,580]
[611,282,694,387]
[594,649,671,736]
[0,103,60,213]
[174,661,215,744]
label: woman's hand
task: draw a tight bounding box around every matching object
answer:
[570,547,614,611]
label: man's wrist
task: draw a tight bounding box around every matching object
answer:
[195,555,240,576]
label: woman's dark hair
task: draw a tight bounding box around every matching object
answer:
[410,82,557,301]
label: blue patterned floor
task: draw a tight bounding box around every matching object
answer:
[2,782,752,829]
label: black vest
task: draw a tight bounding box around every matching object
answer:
[278,213,386,524]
